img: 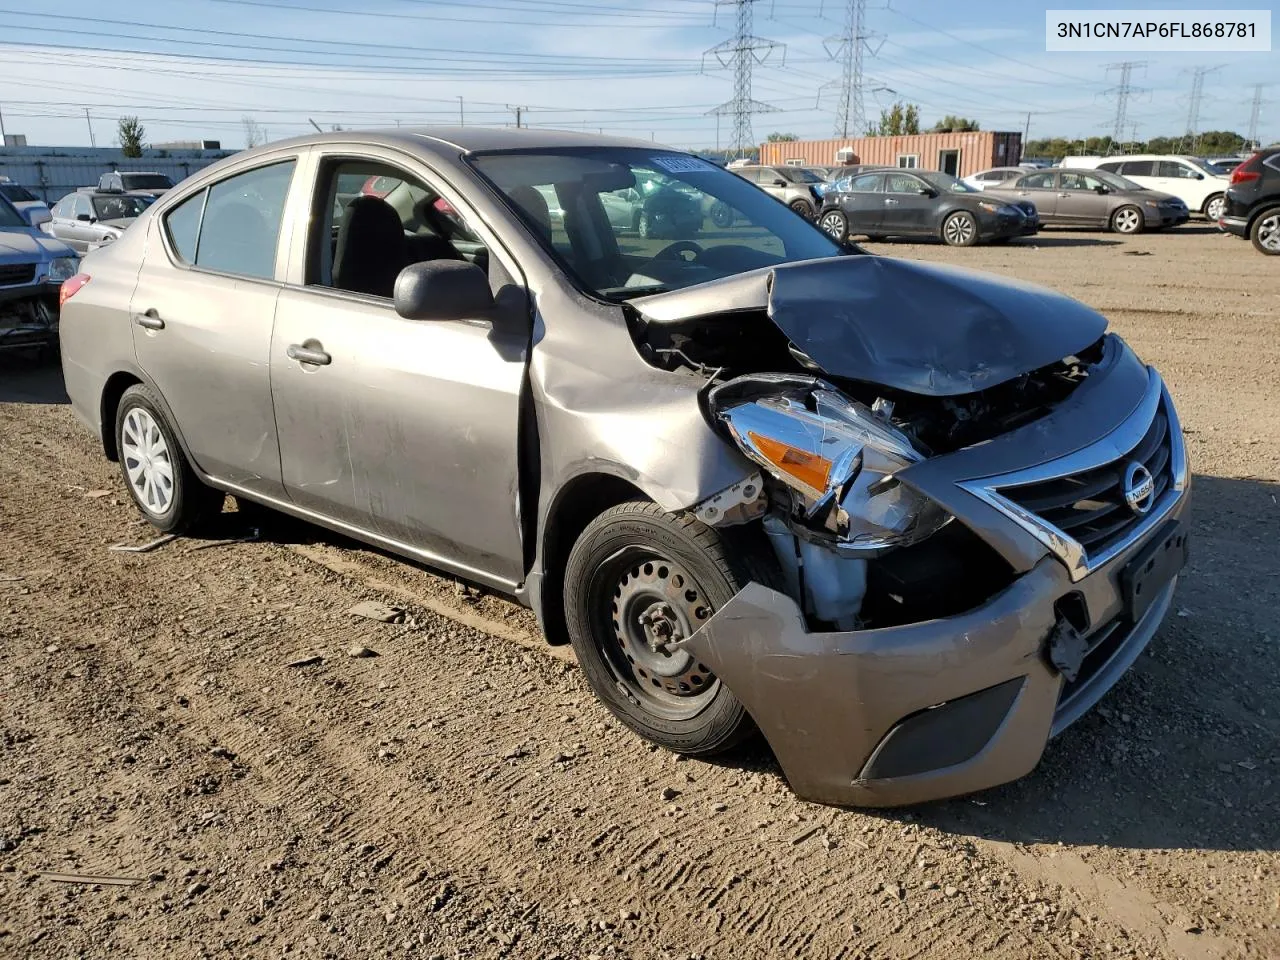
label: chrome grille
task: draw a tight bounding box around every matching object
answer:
[999,408,1172,556]
[0,263,37,286]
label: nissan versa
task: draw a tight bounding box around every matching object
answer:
[59,129,1190,807]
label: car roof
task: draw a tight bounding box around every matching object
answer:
[238,126,662,160]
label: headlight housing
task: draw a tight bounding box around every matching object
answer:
[717,386,951,554]
[45,256,79,283]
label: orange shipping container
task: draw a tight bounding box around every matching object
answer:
[758,131,1023,178]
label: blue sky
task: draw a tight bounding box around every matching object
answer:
[0,0,1274,149]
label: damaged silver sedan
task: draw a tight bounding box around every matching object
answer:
[58,129,1189,807]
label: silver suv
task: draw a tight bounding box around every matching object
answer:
[729,164,825,218]
[59,128,1190,809]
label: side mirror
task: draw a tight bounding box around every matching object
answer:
[917,187,936,197]
[393,260,494,322]
[1094,185,1109,194]
[771,178,787,187]
[1193,172,1204,180]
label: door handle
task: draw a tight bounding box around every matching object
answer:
[133,309,165,331]
[1057,192,1071,198]
[287,343,331,366]
[884,198,899,205]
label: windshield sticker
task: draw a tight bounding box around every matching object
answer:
[651,155,715,174]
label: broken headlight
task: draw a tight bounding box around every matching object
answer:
[718,387,951,554]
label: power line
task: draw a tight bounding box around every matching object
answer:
[1246,83,1266,148]
[704,0,785,157]
[1178,65,1224,153]
[1103,61,1146,151]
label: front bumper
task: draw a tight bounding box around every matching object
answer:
[683,357,1191,808]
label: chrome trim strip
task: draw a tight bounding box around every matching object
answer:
[958,367,1189,582]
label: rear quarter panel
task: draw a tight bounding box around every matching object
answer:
[59,210,151,443]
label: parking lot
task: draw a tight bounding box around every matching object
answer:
[1,225,1277,959]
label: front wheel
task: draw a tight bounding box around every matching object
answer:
[1203,193,1226,222]
[818,209,847,241]
[788,198,815,220]
[942,211,978,246]
[1251,209,1280,255]
[709,201,734,228]
[563,501,776,756]
[1110,205,1144,234]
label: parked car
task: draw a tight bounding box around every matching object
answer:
[729,164,825,218]
[1064,155,1230,222]
[60,128,1189,809]
[97,170,175,200]
[983,168,1188,233]
[44,190,152,253]
[817,168,1039,245]
[0,193,78,357]
[1218,146,1280,255]
[0,176,52,228]
[963,167,1028,191]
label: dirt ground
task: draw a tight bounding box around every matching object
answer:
[1,225,1277,960]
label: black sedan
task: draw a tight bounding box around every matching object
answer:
[817,169,1038,246]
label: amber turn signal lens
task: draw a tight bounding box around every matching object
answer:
[747,432,833,493]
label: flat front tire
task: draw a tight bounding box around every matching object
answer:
[563,500,777,757]
[114,384,222,533]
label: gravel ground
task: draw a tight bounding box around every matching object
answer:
[1,226,1277,959]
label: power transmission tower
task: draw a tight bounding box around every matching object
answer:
[823,0,882,138]
[704,0,784,158]
[1179,65,1224,152]
[1247,84,1265,148]
[1103,61,1146,153]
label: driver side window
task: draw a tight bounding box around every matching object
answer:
[307,158,488,299]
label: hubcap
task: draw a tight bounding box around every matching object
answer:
[945,215,973,244]
[120,407,175,516]
[603,554,718,719]
[1207,197,1224,220]
[1259,214,1280,252]
[1116,209,1140,232]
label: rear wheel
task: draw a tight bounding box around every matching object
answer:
[1110,205,1144,234]
[818,209,847,241]
[788,198,815,219]
[709,201,734,228]
[563,501,776,756]
[114,384,222,533]
[1203,193,1226,222]
[942,211,978,246]
[1251,209,1280,255]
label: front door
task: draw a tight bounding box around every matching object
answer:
[130,156,300,498]
[269,151,529,586]
[881,172,935,235]
[1054,172,1113,226]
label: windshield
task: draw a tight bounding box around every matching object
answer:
[782,167,824,183]
[122,174,173,190]
[0,195,26,228]
[1091,169,1144,191]
[1185,157,1225,177]
[91,194,152,219]
[919,171,979,193]
[470,148,844,300]
[0,184,38,202]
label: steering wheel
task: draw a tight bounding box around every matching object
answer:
[652,240,704,262]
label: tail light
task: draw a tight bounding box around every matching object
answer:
[1230,153,1264,185]
[60,273,90,308]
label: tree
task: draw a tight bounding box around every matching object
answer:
[242,115,268,148]
[866,102,920,137]
[117,116,145,158]
[766,132,799,142]
[930,115,979,133]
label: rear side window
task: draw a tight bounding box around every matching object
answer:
[1121,161,1154,176]
[163,160,296,279]
[164,191,206,263]
[1021,172,1055,189]
[849,173,883,191]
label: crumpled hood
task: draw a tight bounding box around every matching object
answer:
[633,255,1107,397]
[0,227,76,264]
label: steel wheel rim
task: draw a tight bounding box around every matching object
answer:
[120,407,175,516]
[1258,214,1280,251]
[1115,208,1140,233]
[945,214,973,244]
[592,548,719,721]
[1206,196,1224,221]
[820,212,844,237]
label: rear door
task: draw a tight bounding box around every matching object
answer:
[129,154,302,499]
[836,173,885,234]
[1055,172,1112,225]
[269,148,530,586]
[881,172,935,234]
[1008,171,1059,219]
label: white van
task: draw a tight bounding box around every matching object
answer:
[1061,155,1229,221]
